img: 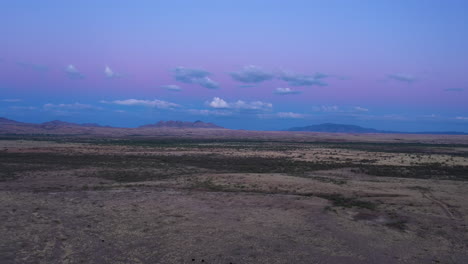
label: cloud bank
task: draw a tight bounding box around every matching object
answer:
[101,99,180,109]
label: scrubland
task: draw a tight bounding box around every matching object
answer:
[1,135,468,263]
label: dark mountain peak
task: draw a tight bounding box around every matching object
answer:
[140,120,223,129]
[0,117,20,124]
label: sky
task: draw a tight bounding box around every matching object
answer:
[1,0,468,131]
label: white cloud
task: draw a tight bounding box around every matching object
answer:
[101,99,180,109]
[194,77,219,89]
[274,87,301,95]
[187,109,233,116]
[44,103,100,111]
[279,71,328,86]
[232,100,272,111]
[313,105,340,112]
[173,67,220,89]
[456,116,468,120]
[104,66,121,79]
[161,85,182,91]
[258,112,306,119]
[353,106,369,112]
[2,99,22,103]
[208,97,229,109]
[276,112,305,118]
[65,64,84,79]
[207,97,273,112]
[230,65,274,83]
[9,106,36,110]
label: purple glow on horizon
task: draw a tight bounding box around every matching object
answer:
[1,1,467,131]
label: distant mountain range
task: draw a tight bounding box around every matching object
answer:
[288,123,468,135]
[140,120,222,129]
[0,117,224,135]
[1,118,467,136]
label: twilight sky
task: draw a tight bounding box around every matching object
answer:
[1,0,468,131]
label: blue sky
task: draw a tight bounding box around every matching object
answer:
[1,0,468,131]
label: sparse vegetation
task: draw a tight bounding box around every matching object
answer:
[1,136,467,263]
[317,194,378,210]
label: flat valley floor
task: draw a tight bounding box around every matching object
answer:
[1,135,468,263]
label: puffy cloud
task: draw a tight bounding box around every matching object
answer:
[161,85,182,92]
[208,97,229,109]
[174,67,209,82]
[173,67,220,89]
[455,116,468,120]
[274,87,301,95]
[232,100,273,111]
[194,77,220,89]
[353,106,369,112]
[104,66,121,79]
[206,97,272,112]
[387,74,415,83]
[279,71,328,86]
[230,65,274,83]
[65,64,85,79]
[101,99,180,109]
[444,88,464,92]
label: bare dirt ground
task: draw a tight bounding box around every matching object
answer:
[1,136,468,263]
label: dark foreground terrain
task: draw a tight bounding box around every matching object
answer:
[1,134,468,263]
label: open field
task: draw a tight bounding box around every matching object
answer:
[1,134,468,263]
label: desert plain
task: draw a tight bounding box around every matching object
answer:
[1,132,468,264]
